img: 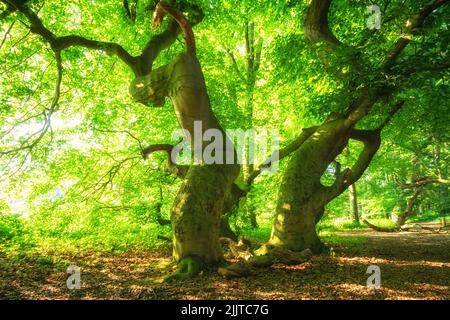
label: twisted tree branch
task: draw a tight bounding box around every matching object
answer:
[304,0,340,46]
[246,126,318,184]
[382,0,449,70]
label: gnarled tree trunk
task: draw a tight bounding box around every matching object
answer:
[268,100,403,253]
[269,119,346,253]
[171,164,239,265]
[266,0,443,255]
[163,53,240,266]
[130,3,240,278]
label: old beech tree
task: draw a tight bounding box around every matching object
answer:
[1,0,448,279]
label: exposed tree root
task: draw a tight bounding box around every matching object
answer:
[218,246,312,278]
[220,237,253,261]
[163,256,203,282]
[218,261,253,278]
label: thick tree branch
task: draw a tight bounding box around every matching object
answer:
[316,130,380,207]
[0,0,31,20]
[394,60,450,76]
[246,126,318,184]
[401,176,450,189]
[55,36,137,69]
[137,18,180,75]
[304,0,340,46]
[362,219,398,232]
[348,101,404,142]
[137,1,204,75]
[3,0,204,77]
[344,88,386,127]
[382,0,449,70]
[320,101,404,204]
[2,0,138,72]
[142,143,188,178]
[1,0,204,167]
[346,133,381,186]
[142,143,174,160]
[346,101,404,183]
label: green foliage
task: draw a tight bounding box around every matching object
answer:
[0,214,35,254]
[240,226,272,245]
[320,233,369,248]
[0,0,449,258]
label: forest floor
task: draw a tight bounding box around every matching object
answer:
[1,224,449,300]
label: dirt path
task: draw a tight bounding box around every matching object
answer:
[1,228,449,300]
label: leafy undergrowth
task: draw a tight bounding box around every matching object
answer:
[317,213,450,232]
[0,229,449,300]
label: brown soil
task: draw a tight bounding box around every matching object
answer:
[1,228,449,300]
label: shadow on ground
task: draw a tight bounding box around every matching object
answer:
[1,229,449,300]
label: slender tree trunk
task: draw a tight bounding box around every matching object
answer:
[395,153,421,227]
[349,184,359,223]
[434,141,449,214]
[396,186,422,228]
[242,20,262,229]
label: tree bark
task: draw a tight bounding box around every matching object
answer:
[240,20,262,228]
[349,184,360,224]
[269,100,400,253]
[171,164,238,265]
[129,4,240,278]
[163,52,240,273]
[270,116,352,252]
[269,117,351,253]
[264,0,444,254]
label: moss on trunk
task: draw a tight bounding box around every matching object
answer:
[131,49,240,274]
[171,164,239,265]
[269,117,351,253]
